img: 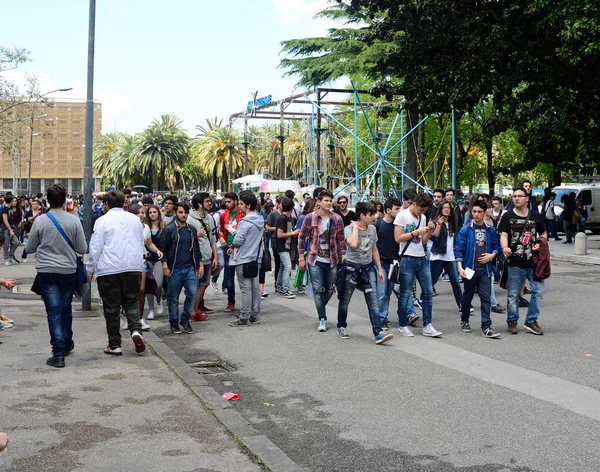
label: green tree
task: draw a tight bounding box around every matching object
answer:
[136,114,190,191]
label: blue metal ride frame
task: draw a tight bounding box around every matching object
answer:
[304,81,432,200]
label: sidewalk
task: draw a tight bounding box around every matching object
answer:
[547,233,600,265]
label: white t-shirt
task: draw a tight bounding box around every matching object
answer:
[315,216,331,263]
[429,223,455,261]
[394,208,426,257]
[544,200,555,220]
[143,223,151,241]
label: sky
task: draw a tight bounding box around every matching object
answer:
[2,0,343,136]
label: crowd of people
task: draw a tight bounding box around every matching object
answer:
[0,179,553,367]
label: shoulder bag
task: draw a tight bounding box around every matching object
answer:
[241,227,262,279]
[388,217,421,284]
[46,213,88,296]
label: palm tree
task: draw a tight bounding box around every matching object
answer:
[285,121,308,178]
[112,134,139,188]
[92,132,121,186]
[194,118,244,191]
[137,114,190,190]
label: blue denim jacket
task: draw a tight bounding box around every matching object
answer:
[430,224,450,255]
[454,221,501,277]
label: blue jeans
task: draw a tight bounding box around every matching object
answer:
[167,265,197,326]
[307,261,338,320]
[223,251,236,304]
[397,256,433,327]
[392,284,417,316]
[276,251,292,293]
[461,269,492,330]
[37,272,77,357]
[337,265,382,336]
[376,261,394,323]
[430,259,463,307]
[506,265,545,323]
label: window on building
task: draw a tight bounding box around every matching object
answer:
[31,179,41,195]
[71,179,82,194]
[3,179,13,190]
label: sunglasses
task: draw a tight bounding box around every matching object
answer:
[338,201,348,204]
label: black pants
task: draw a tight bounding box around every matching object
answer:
[273,249,281,289]
[97,271,142,348]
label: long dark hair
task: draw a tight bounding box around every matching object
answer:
[437,198,458,235]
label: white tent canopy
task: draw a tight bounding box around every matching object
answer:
[232,174,264,185]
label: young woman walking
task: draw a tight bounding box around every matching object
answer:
[144,205,165,319]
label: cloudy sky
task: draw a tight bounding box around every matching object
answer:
[2,0,342,135]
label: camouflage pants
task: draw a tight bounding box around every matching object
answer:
[97,271,142,348]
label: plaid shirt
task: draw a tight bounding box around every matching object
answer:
[298,210,346,267]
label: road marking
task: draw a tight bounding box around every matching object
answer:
[269,293,600,423]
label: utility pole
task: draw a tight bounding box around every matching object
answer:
[82,0,96,311]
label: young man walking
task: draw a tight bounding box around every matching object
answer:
[228,190,265,326]
[336,202,393,344]
[161,194,178,225]
[87,190,147,356]
[275,197,299,299]
[265,195,283,292]
[499,187,547,335]
[160,203,202,334]
[187,192,218,322]
[455,200,502,338]
[394,192,442,338]
[374,197,402,330]
[219,192,242,312]
[26,184,87,367]
[298,190,346,332]
[1,195,19,265]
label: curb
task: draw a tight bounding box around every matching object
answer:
[550,254,600,266]
[143,331,305,472]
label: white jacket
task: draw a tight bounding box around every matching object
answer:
[87,208,145,277]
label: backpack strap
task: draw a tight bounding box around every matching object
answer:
[46,212,75,253]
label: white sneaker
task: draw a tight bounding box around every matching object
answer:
[4,261,11,266]
[140,319,151,331]
[211,281,219,293]
[397,326,414,337]
[21,258,27,263]
[147,310,155,320]
[156,300,163,315]
[121,320,128,330]
[422,323,442,337]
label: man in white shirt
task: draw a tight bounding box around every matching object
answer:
[87,190,146,356]
[394,192,442,338]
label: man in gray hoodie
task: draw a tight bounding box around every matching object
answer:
[187,192,218,321]
[228,190,264,327]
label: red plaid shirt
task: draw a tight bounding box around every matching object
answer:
[298,210,346,267]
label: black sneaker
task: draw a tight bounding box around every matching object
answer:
[64,340,75,357]
[482,328,501,338]
[170,324,182,334]
[381,322,389,332]
[407,314,420,326]
[461,322,472,333]
[229,319,250,327]
[523,321,544,335]
[249,317,260,325]
[180,322,194,334]
[519,297,530,308]
[46,356,65,368]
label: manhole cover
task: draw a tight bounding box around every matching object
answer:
[188,361,231,375]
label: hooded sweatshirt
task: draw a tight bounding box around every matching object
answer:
[187,209,216,264]
[229,211,264,267]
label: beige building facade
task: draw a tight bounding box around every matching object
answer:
[0,99,102,195]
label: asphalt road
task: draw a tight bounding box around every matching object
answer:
[154,260,600,472]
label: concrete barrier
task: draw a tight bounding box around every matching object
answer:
[575,232,588,255]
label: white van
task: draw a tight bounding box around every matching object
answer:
[551,183,600,234]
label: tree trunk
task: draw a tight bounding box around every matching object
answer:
[152,167,158,192]
[212,166,218,193]
[485,138,495,197]
[552,163,562,187]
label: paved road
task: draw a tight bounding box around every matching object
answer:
[155,260,600,472]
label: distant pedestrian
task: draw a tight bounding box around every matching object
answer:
[87,190,147,356]
[334,194,357,227]
[26,184,87,368]
[218,192,242,312]
[1,195,19,265]
[275,197,299,299]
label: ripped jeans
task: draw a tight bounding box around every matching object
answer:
[307,261,338,320]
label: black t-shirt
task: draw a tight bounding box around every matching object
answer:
[425,204,439,224]
[473,224,487,271]
[375,219,399,265]
[498,209,545,268]
[174,225,194,269]
[275,213,293,253]
[335,209,357,227]
[1,206,14,230]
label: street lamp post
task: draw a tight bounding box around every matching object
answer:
[26,88,72,196]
